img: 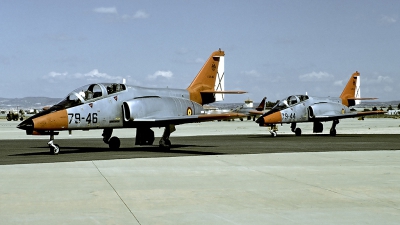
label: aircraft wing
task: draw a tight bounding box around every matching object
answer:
[129,113,246,127]
[314,110,386,120]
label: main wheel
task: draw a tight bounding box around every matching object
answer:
[50,144,60,155]
[108,136,120,149]
[329,129,337,136]
[295,128,302,136]
[270,131,277,137]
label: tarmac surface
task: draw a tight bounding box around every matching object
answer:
[1,118,400,224]
[1,134,400,165]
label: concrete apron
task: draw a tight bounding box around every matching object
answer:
[1,151,399,225]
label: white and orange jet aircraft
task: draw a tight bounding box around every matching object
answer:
[17,49,245,154]
[256,71,385,136]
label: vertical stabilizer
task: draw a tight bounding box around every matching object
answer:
[187,49,225,105]
[340,71,360,107]
[255,97,267,111]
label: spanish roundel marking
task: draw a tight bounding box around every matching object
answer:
[187,107,192,116]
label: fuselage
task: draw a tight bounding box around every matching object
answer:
[18,83,203,134]
[257,95,352,125]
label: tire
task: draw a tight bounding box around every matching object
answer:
[50,144,60,155]
[295,128,302,136]
[108,136,121,149]
[330,129,337,136]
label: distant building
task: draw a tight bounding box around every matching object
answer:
[387,110,400,115]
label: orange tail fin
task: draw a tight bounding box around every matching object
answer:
[186,49,224,105]
[187,49,224,105]
[340,71,360,107]
[187,49,246,105]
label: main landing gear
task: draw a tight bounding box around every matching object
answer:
[267,120,340,138]
[269,123,302,137]
[158,125,176,150]
[102,128,121,149]
[103,126,174,150]
[134,125,176,150]
[329,119,339,136]
[313,120,339,136]
[291,122,302,136]
[46,125,178,155]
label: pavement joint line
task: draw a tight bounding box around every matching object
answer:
[91,161,142,225]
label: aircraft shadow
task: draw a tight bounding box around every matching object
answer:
[9,144,221,157]
[247,134,364,138]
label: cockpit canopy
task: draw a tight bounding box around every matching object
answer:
[272,95,309,111]
[55,83,126,109]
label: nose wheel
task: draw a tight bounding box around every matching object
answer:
[48,140,60,155]
[269,125,278,137]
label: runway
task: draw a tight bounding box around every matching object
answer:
[1,134,400,165]
[1,119,400,224]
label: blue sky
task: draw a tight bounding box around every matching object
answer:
[1,0,399,103]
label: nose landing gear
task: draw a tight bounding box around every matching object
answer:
[48,134,60,155]
[269,124,278,137]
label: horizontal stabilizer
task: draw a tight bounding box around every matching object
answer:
[347,97,378,100]
[200,90,247,94]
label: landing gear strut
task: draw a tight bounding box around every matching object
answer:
[269,124,278,137]
[330,119,339,136]
[48,134,60,155]
[159,125,176,149]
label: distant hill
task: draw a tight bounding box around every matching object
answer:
[0,97,62,110]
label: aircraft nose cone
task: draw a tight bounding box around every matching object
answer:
[17,119,33,131]
[263,111,282,124]
[255,116,264,124]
